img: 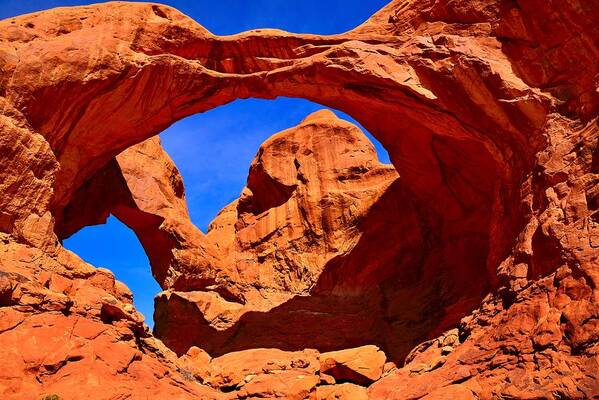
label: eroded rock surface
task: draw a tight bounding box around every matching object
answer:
[0,0,598,398]
[0,237,224,399]
[174,345,384,399]
[319,345,386,386]
[153,110,430,358]
[56,136,222,290]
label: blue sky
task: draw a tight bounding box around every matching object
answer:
[0,0,391,326]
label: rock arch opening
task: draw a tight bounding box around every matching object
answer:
[58,96,394,332]
[22,3,526,366]
[159,97,391,232]
[62,214,160,326]
[2,0,596,397]
[3,3,564,372]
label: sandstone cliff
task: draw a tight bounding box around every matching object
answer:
[0,0,598,398]
[154,109,407,357]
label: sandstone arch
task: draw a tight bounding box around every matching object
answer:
[1,1,532,252]
[1,0,535,307]
[0,0,598,398]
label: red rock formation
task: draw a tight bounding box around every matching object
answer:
[0,238,224,399]
[319,345,387,385]
[173,345,386,399]
[153,110,427,357]
[0,0,597,398]
[151,109,498,366]
[55,136,225,292]
[313,383,369,400]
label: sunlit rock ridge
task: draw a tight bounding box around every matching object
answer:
[0,0,598,398]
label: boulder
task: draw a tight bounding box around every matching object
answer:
[312,383,369,400]
[319,345,386,385]
[203,348,320,390]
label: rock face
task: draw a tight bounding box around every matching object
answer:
[154,110,420,357]
[0,238,224,399]
[313,383,369,400]
[153,110,495,363]
[56,136,221,291]
[0,0,598,399]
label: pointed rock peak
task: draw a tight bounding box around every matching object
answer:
[301,109,339,124]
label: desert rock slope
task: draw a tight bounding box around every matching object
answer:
[0,0,598,399]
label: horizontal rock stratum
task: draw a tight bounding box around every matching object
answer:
[0,0,598,399]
